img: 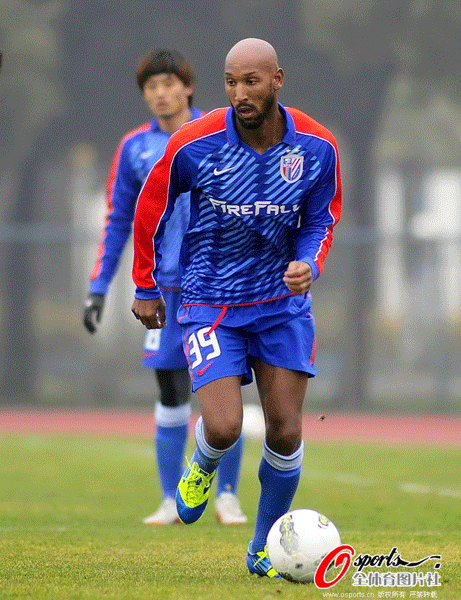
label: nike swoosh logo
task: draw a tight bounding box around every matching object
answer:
[213,166,235,176]
[196,362,213,376]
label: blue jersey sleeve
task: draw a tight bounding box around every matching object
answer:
[296,142,341,280]
[89,136,142,294]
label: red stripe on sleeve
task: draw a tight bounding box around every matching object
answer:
[314,143,342,276]
[132,109,227,290]
[289,108,342,278]
[132,151,171,288]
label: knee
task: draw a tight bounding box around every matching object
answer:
[265,416,302,455]
[206,418,241,450]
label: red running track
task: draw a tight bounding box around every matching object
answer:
[0,409,460,446]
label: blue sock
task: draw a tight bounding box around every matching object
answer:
[217,435,244,495]
[156,424,188,497]
[155,402,190,498]
[250,441,304,553]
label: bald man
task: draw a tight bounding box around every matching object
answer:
[132,38,342,578]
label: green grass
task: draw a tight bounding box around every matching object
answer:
[0,434,460,599]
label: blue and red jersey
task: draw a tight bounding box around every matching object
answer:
[89,108,203,294]
[133,104,342,305]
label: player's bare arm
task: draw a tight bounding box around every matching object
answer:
[283,261,312,294]
[131,297,166,329]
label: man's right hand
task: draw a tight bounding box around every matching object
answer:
[83,293,105,334]
[131,297,166,329]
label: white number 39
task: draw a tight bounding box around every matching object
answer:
[188,327,221,369]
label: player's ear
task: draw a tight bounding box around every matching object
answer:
[273,68,284,91]
[185,84,195,100]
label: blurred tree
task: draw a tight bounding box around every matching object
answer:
[0,0,66,402]
[296,0,461,408]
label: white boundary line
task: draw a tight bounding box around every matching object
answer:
[308,468,461,499]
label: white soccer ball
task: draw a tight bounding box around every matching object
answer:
[266,508,341,583]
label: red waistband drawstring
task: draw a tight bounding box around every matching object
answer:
[207,305,228,335]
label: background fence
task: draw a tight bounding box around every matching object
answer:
[1,157,459,413]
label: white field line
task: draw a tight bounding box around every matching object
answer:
[308,468,461,499]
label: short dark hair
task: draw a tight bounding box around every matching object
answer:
[136,49,195,106]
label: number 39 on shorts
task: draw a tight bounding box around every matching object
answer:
[188,327,221,369]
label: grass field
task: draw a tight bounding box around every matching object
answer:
[0,433,460,599]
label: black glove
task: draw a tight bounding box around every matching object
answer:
[83,293,105,334]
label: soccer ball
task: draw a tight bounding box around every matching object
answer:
[266,509,341,583]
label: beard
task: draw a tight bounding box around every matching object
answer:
[235,93,276,130]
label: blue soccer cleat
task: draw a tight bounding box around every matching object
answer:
[246,544,281,578]
[175,459,216,524]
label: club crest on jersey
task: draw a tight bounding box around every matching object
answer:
[280,153,304,183]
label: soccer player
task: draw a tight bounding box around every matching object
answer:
[84,48,247,526]
[131,38,341,576]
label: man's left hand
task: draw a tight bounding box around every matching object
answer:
[283,261,312,294]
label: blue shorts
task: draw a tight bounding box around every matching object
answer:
[177,294,316,392]
[142,288,188,370]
